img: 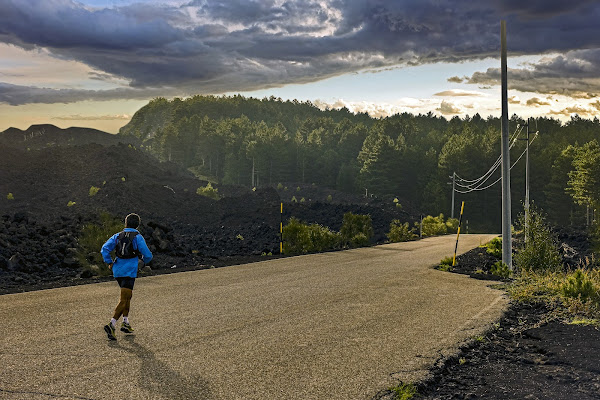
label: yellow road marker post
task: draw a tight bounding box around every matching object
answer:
[280,202,283,254]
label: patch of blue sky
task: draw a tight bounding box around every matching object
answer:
[235,55,544,104]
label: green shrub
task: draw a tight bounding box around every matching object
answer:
[421,214,447,236]
[350,233,370,248]
[514,207,561,272]
[296,186,301,192]
[340,212,373,246]
[440,256,454,266]
[387,220,416,242]
[300,197,306,203]
[490,261,511,278]
[67,201,76,207]
[439,256,454,270]
[121,177,126,182]
[438,264,453,272]
[486,238,502,258]
[390,383,417,400]
[89,186,100,197]
[196,182,220,200]
[236,234,244,240]
[561,269,599,303]
[277,182,283,190]
[446,217,459,233]
[291,196,298,203]
[76,212,123,276]
[396,203,402,209]
[6,192,14,200]
[283,217,340,255]
[326,194,333,203]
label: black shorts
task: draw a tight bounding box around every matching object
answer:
[115,277,135,290]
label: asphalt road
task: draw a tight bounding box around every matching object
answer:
[0,234,507,400]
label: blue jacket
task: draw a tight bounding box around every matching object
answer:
[101,228,153,278]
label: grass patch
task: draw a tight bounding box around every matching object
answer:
[390,383,417,400]
[568,317,599,326]
[507,268,600,319]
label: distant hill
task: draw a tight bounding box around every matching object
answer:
[0,124,139,150]
[118,95,373,142]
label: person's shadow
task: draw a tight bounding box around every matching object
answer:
[109,335,214,400]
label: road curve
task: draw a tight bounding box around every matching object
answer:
[0,234,507,400]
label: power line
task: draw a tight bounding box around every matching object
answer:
[454,124,523,185]
[454,133,538,194]
[454,124,524,190]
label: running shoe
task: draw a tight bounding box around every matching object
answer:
[104,323,117,340]
[121,322,134,334]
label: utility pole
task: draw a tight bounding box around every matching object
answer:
[522,118,531,243]
[501,20,513,270]
[451,172,456,219]
[448,172,456,219]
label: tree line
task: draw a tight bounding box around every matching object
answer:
[119,94,600,232]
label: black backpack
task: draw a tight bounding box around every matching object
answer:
[115,231,140,259]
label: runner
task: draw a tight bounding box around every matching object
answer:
[101,213,153,340]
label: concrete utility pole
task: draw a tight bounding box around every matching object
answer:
[501,20,513,270]
[523,118,531,244]
[521,118,539,243]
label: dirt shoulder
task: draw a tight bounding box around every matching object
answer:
[374,230,600,400]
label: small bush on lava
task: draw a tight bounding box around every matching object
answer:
[514,207,561,272]
[490,261,512,278]
[389,382,417,400]
[486,238,502,258]
[445,217,459,233]
[438,256,454,271]
[350,233,370,248]
[561,269,599,304]
[89,186,100,197]
[340,212,373,247]
[387,220,416,242]
[421,214,448,236]
[6,192,14,200]
[283,217,340,255]
[196,182,220,200]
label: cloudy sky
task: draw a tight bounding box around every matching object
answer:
[1,0,600,133]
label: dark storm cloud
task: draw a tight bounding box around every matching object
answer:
[492,0,598,18]
[2,0,600,104]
